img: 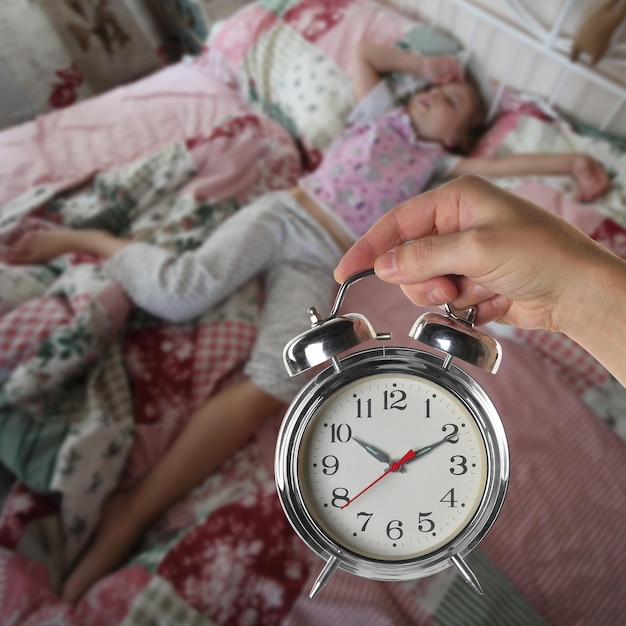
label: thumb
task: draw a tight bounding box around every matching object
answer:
[374,230,480,285]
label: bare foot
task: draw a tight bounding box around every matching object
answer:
[12,229,132,265]
[10,230,81,265]
[61,489,145,604]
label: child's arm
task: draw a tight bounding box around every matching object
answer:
[451,152,610,201]
[350,41,463,102]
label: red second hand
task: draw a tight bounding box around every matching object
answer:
[341,448,416,509]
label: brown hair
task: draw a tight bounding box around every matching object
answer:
[451,69,488,155]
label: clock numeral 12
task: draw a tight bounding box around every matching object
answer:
[383,389,407,411]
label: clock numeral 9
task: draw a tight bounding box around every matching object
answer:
[321,455,339,475]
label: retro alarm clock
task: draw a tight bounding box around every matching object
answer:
[275,269,509,598]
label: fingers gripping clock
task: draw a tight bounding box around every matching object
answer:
[275,269,509,599]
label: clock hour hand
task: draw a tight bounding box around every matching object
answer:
[351,436,392,465]
[341,448,415,509]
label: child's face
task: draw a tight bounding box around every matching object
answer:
[407,82,479,149]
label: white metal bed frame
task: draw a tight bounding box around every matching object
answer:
[395,0,626,134]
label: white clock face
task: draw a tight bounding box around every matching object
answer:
[297,372,488,561]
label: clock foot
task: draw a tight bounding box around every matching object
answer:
[450,554,483,595]
[309,555,340,599]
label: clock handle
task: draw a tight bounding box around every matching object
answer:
[309,554,341,599]
[450,554,483,595]
[328,268,375,317]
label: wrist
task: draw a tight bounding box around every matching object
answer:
[558,246,626,386]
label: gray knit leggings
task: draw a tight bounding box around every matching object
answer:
[106,191,343,402]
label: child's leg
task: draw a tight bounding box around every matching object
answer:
[10,229,130,264]
[61,377,284,604]
[86,191,316,323]
[60,192,342,602]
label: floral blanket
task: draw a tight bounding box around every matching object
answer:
[0,127,558,626]
[0,0,625,623]
[0,132,300,623]
[1,115,625,626]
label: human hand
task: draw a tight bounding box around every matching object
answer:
[420,54,464,85]
[571,154,610,202]
[334,175,611,333]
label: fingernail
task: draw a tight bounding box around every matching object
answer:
[375,249,398,279]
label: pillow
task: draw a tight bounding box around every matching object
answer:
[205,0,461,166]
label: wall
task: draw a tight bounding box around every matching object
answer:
[0,0,220,131]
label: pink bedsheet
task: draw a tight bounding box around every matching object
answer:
[342,276,626,625]
[0,63,281,206]
[0,41,625,626]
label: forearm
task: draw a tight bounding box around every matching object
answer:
[559,249,626,387]
[452,153,580,178]
[354,41,423,75]
[351,41,422,101]
[68,229,131,259]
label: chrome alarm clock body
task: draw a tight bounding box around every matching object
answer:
[275,270,509,598]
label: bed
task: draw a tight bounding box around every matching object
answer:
[0,0,625,624]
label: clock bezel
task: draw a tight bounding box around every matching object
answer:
[275,345,509,582]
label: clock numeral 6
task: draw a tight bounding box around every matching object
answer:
[386,520,403,540]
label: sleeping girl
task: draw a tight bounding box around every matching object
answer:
[10,40,610,603]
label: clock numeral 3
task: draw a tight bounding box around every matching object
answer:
[450,455,468,475]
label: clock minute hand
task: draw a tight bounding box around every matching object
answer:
[341,434,458,510]
[403,432,458,466]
